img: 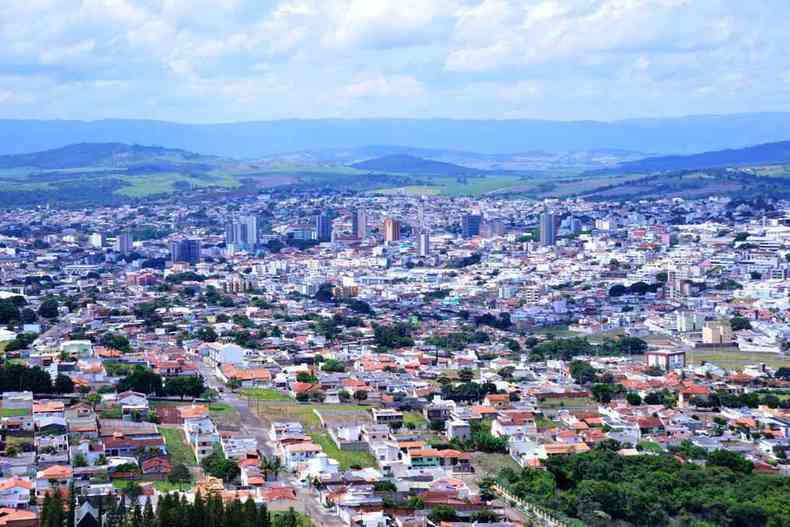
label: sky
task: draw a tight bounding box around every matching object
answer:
[1,0,788,123]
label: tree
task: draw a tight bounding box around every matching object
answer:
[626,392,642,406]
[730,316,752,331]
[20,308,37,324]
[708,449,753,474]
[118,366,163,395]
[569,360,597,384]
[197,327,218,342]
[296,372,318,384]
[168,463,192,485]
[338,390,351,402]
[353,390,368,402]
[54,374,73,394]
[321,359,345,373]
[37,297,59,319]
[458,368,474,382]
[591,383,619,403]
[100,332,131,353]
[373,480,397,492]
[201,445,240,482]
[428,505,458,523]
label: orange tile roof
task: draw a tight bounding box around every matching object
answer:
[177,404,209,419]
[38,465,72,480]
[0,477,32,491]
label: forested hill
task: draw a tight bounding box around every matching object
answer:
[0,142,216,170]
[608,140,790,173]
[351,154,484,176]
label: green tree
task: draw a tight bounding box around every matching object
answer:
[38,297,60,319]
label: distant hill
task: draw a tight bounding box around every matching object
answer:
[4,113,790,157]
[609,140,790,173]
[350,154,483,176]
[0,142,216,170]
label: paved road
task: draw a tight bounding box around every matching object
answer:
[199,362,343,527]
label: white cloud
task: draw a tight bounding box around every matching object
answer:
[342,75,425,98]
[0,0,788,121]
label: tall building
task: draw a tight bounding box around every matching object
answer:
[170,239,200,264]
[417,231,430,257]
[383,218,400,242]
[315,212,333,242]
[239,215,259,247]
[461,214,482,238]
[351,209,368,239]
[540,210,556,246]
[224,215,259,248]
[89,232,104,249]
[115,232,133,255]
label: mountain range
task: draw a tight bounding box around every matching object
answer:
[604,140,790,173]
[3,112,790,158]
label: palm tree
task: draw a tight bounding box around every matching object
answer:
[260,456,283,481]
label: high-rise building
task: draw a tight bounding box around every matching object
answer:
[417,231,430,257]
[89,232,104,249]
[315,212,333,242]
[461,214,482,238]
[170,239,200,264]
[383,218,400,242]
[116,232,133,255]
[351,209,368,239]
[540,211,557,246]
[224,215,259,248]
[239,215,259,247]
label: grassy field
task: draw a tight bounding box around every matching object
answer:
[209,402,241,428]
[160,426,196,465]
[473,452,520,474]
[533,324,581,338]
[252,402,370,431]
[688,348,790,369]
[310,432,378,470]
[535,415,560,429]
[240,388,292,401]
[0,407,30,417]
[539,397,596,409]
[113,479,193,492]
[403,411,428,428]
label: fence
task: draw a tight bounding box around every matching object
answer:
[492,484,582,527]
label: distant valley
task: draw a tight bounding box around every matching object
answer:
[3,137,790,206]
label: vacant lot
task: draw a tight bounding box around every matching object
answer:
[310,432,377,470]
[253,402,370,431]
[240,388,291,401]
[209,402,241,429]
[160,426,196,465]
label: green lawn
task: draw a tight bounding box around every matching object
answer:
[403,411,427,428]
[240,388,292,401]
[0,407,31,417]
[160,427,196,465]
[535,415,560,429]
[539,397,596,409]
[310,432,377,470]
[688,348,790,369]
[113,479,193,492]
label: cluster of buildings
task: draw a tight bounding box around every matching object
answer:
[0,191,787,525]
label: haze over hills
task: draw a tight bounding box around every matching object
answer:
[3,112,790,158]
[0,142,218,170]
[350,154,486,176]
[604,140,790,173]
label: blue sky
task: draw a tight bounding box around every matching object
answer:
[0,0,787,122]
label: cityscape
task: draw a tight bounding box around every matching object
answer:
[0,2,790,527]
